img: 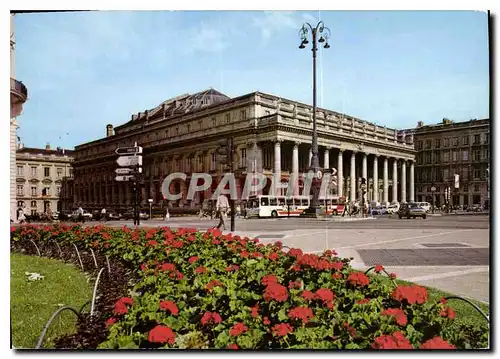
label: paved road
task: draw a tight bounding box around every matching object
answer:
[38,214,492,303]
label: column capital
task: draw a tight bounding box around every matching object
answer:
[351,151,357,156]
[293,141,301,147]
[274,139,283,146]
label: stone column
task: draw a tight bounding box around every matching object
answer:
[392,158,398,204]
[409,161,415,202]
[337,150,343,197]
[324,147,330,169]
[350,152,356,201]
[309,147,312,167]
[292,141,300,196]
[274,140,281,196]
[401,160,407,203]
[373,155,379,203]
[362,153,367,180]
[383,157,389,204]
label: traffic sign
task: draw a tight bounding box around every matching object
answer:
[115,146,143,155]
[431,186,436,192]
[115,175,135,182]
[116,155,142,167]
[115,168,133,175]
[316,170,323,180]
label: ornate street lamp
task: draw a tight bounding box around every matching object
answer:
[298,21,331,216]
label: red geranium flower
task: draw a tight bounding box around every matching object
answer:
[212,239,221,245]
[250,304,259,318]
[272,323,294,337]
[316,288,335,302]
[392,285,428,305]
[148,325,176,345]
[105,317,117,328]
[440,306,456,320]
[347,272,370,287]
[420,337,456,349]
[389,273,397,280]
[288,306,314,324]
[331,272,343,280]
[330,261,344,271]
[160,263,176,272]
[201,312,223,326]
[206,280,223,291]
[263,316,271,325]
[227,343,239,349]
[240,250,249,258]
[288,248,303,257]
[113,297,134,315]
[440,297,447,304]
[229,323,248,337]
[140,263,148,272]
[225,264,240,272]
[159,300,179,316]
[263,282,289,302]
[371,331,413,349]
[343,322,357,337]
[374,264,384,273]
[267,252,279,261]
[356,298,371,305]
[195,266,207,274]
[288,280,302,289]
[261,274,278,286]
[301,290,315,301]
[381,308,408,326]
[188,256,199,264]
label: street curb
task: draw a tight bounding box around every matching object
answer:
[317,217,377,222]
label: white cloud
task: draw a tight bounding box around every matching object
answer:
[252,11,317,41]
[183,21,228,54]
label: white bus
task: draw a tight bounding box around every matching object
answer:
[246,195,310,218]
[245,195,346,218]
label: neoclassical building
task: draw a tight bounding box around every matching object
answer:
[73,89,416,211]
[16,143,74,215]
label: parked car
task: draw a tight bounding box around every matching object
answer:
[387,203,400,214]
[51,211,60,220]
[416,202,431,213]
[70,210,93,221]
[122,210,149,220]
[372,205,388,215]
[107,212,122,220]
[467,204,483,212]
[398,203,427,219]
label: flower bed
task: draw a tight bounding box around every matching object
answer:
[11,224,488,350]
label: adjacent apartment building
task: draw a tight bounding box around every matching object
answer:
[16,143,74,216]
[405,118,490,208]
[72,88,416,212]
[10,13,29,221]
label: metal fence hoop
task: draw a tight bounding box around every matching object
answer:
[72,243,84,271]
[105,255,111,275]
[89,248,98,269]
[35,306,82,349]
[29,239,41,256]
[52,240,63,259]
[443,296,490,325]
[90,267,105,317]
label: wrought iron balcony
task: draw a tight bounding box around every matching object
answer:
[10,77,28,103]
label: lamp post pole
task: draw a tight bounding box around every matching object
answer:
[299,21,330,215]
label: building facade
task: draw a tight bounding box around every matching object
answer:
[16,144,74,216]
[73,89,416,211]
[405,118,490,208]
[11,14,29,221]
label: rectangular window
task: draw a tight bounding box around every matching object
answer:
[462,150,469,161]
[434,139,441,149]
[452,151,458,162]
[240,110,247,121]
[44,167,50,177]
[57,168,63,178]
[484,133,489,144]
[69,168,74,177]
[225,114,231,124]
[464,184,468,192]
[42,187,50,196]
[56,187,61,196]
[453,137,459,146]
[417,141,423,150]
[473,150,481,161]
[463,136,469,145]
[31,167,37,176]
[482,149,488,160]
[444,138,450,147]
[473,168,481,179]
[212,118,216,127]
[211,153,217,170]
[241,148,247,167]
[462,167,469,180]
[17,185,23,196]
[443,152,450,162]
[31,209,37,216]
[31,187,37,196]
[474,134,480,144]
[443,168,449,181]
[425,139,431,149]
[474,184,480,192]
[187,124,191,133]
[17,166,23,176]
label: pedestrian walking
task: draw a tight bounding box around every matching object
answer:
[165,208,170,220]
[214,193,229,230]
[77,206,85,223]
[236,204,241,218]
[18,207,26,223]
[101,207,107,222]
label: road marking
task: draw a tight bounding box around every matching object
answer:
[285,230,328,238]
[404,267,489,283]
[336,229,476,250]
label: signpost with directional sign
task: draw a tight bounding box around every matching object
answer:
[115,142,143,226]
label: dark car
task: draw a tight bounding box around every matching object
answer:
[107,212,122,220]
[122,210,149,220]
[398,203,427,219]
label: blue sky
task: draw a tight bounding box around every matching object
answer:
[13,10,489,149]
